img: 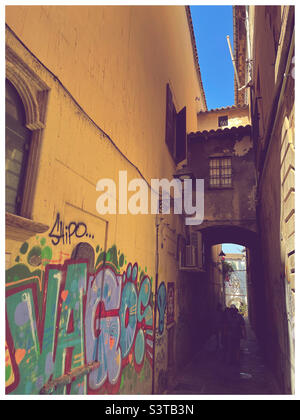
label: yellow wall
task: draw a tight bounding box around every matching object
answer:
[6,5,204,184]
[5,5,205,396]
[197,106,250,132]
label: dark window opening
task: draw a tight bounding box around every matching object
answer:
[218,115,228,127]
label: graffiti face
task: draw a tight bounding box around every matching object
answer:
[6,258,154,395]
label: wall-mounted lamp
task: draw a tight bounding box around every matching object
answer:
[173,166,195,182]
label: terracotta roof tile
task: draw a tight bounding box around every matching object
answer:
[189,124,251,138]
[198,104,248,114]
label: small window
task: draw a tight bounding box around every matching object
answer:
[218,115,228,127]
[5,79,31,215]
[209,157,232,188]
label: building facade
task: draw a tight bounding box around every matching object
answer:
[5,4,295,396]
[234,5,295,394]
[197,104,250,132]
[5,6,208,395]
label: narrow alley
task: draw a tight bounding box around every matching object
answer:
[167,319,280,396]
[5,5,295,398]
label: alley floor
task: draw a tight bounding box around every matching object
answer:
[165,319,282,396]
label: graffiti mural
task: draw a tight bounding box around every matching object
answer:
[5,237,154,395]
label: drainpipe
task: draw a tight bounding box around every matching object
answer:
[151,214,160,394]
[227,6,253,92]
[245,6,252,83]
[226,35,241,89]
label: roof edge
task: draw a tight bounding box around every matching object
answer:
[189,124,251,138]
[185,6,208,111]
[198,104,249,115]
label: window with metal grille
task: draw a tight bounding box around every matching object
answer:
[218,115,228,127]
[5,79,31,215]
[209,157,232,188]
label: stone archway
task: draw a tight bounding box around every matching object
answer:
[194,223,264,335]
[197,224,258,250]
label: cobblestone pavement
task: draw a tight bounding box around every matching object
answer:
[166,319,282,396]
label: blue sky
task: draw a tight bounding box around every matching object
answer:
[191,6,241,254]
[222,243,244,254]
[190,5,234,110]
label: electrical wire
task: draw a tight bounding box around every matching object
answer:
[6,24,153,190]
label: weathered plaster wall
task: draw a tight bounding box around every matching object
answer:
[188,127,257,229]
[197,106,250,132]
[256,110,294,394]
[6,5,205,184]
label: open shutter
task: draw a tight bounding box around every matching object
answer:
[165,84,176,157]
[175,106,186,164]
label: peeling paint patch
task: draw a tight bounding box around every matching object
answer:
[228,117,247,128]
[234,135,252,156]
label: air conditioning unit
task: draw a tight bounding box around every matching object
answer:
[179,232,205,272]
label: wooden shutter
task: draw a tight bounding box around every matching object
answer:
[165,84,187,163]
[165,84,176,157]
[175,106,186,164]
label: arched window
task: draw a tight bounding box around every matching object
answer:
[5,79,31,215]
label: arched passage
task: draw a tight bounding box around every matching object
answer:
[197,224,267,343]
[199,224,258,250]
